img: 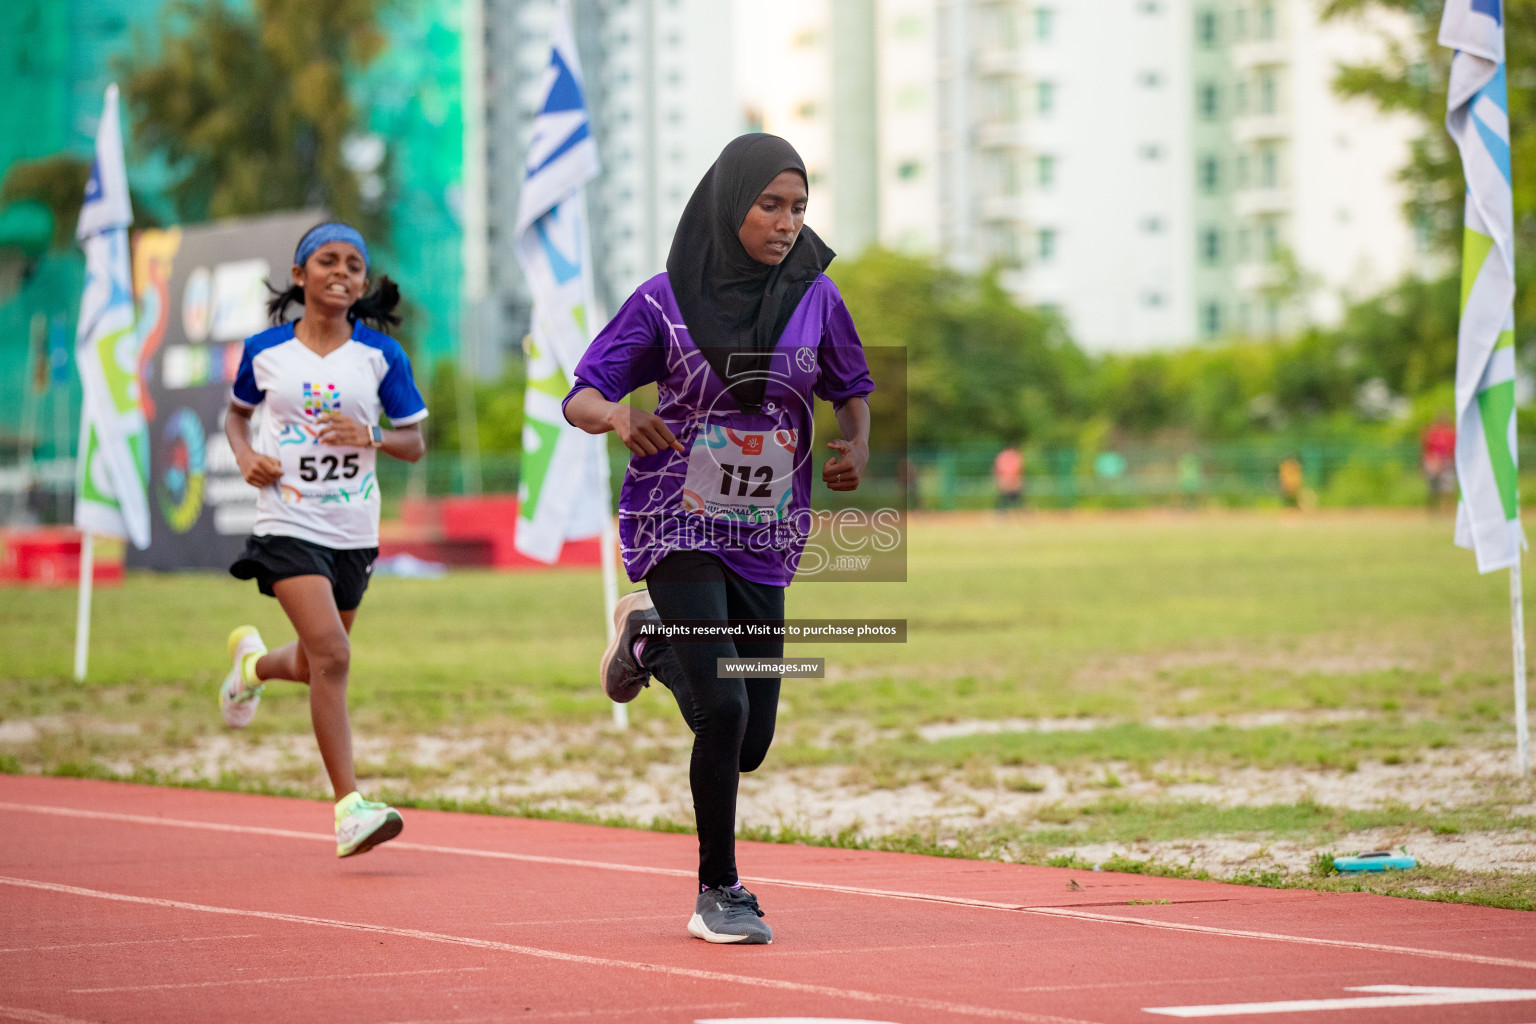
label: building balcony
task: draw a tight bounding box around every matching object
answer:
[1231,39,1288,70]
[975,48,1023,77]
[1235,261,1284,291]
[1233,186,1291,217]
[979,194,1027,222]
[976,120,1025,148]
[1232,113,1289,144]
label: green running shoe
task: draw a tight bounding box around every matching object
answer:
[335,792,403,858]
[219,626,267,729]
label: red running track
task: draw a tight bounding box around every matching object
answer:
[1,775,1534,1024]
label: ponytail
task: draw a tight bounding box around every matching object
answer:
[266,281,306,325]
[349,275,402,330]
[265,274,403,331]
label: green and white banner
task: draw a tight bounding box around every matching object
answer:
[1443,0,1522,573]
[1444,0,1528,772]
[74,84,150,550]
[512,0,608,564]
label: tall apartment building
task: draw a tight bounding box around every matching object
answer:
[737,0,881,257]
[755,0,1421,352]
[1198,0,1421,338]
[466,0,741,375]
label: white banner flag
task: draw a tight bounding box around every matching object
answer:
[512,0,609,563]
[1443,0,1522,572]
[74,83,150,550]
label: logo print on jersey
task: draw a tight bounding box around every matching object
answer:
[303,382,341,417]
[796,346,816,374]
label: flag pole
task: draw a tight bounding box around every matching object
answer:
[1513,556,1530,775]
[581,215,625,731]
[602,507,625,730]
[73,533,95,681]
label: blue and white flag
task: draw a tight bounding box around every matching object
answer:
[74,84,150,549]
[1444,0,1522,573]
[513,0,609,563]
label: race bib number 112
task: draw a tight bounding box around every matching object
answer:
[681,425,797,522]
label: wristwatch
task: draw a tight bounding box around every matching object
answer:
[368,425,384,449]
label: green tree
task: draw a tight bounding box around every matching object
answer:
[1,155,161,249]
[829,248,1087,447]
[118,0,389,229]
[1323,0,1536,335]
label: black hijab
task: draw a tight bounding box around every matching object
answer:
[666,133,835,414]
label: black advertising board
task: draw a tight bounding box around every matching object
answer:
[127,210,323,570]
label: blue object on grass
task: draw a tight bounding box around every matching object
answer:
[1334,850,1416,872]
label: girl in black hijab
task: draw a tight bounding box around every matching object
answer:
[566,134,874,944]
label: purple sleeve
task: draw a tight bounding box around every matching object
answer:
[813,295,875,409]
[563,287,668,419]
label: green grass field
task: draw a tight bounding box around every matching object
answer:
[3,510,1533,908]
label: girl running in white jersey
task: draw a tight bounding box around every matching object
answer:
[219,222,428,858]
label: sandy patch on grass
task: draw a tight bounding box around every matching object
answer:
[5,712,1532,888]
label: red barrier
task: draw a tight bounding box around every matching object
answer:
[380,496,603,569]
[0,528,124,586]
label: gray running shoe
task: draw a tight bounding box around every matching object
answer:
[687,884,773,944]
[600,589,659,703]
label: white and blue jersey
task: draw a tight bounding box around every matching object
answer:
[231,322,428,549]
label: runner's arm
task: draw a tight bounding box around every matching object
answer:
[565,387,684,457]
[315,412,425,462]
[823,397,870,492]
[226,403,283,487]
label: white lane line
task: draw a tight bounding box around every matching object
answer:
[71,965,489,994]
[1143,984,1536,1017]
[374,1004,751,1024]
[6,801,1534,973]
[0,876,1092,1024]
[1022,906,1536,972]
[0,933,259,954]
[0,801,695,878]
[0,1007,101,1024]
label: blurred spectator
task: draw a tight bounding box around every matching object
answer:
[1093,450,1127,480]
[994,445,1024,512]
[1177,453,1203,509]
[1279,456,1304,508]
[897,457,921,511]
[1421,414,1457,513]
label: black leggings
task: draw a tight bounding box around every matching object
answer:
[641,551,784,889]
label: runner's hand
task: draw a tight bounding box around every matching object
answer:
[823,439,867,492]
[607,404,685,457]
[236,450,283,488]
[316,411,370,447]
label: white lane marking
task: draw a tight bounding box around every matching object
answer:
[0,1007,101,1024]
[71,965,489,994]
[0,933,259,953]
[6,801,1534,973]
[0,876,1092,1024]
[373,1004,753,1024]
[1144,984,1536,1017]
[0,801,695,878]
[1022,905,1536,972]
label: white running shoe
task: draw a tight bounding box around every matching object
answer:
[335,792,404,858]
[219,626,267,729]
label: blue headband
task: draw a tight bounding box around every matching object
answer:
[294,223,369,272]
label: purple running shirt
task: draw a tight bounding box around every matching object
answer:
[565,272,874,586]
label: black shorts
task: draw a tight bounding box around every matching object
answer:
[230,534,378,612]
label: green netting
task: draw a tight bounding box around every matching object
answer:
[354,0,464,371]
